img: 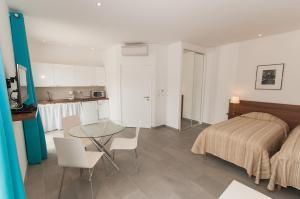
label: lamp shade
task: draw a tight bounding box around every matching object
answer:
[230,96,240,104]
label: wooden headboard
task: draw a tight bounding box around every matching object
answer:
[229,100,300,129]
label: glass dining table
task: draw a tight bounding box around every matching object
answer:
[68,119,125,171]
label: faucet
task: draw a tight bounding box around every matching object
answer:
[47,91,52,101]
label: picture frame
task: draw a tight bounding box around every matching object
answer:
[255,63,284,90]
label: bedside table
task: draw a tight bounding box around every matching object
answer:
[227,112,241,119]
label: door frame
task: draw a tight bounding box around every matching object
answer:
[178,50,206,131]
[120,63,153,128]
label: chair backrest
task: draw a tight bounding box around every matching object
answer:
[62,115,81,138]
[53,137,89,168]
[133,121,141,146]
[135,126,140,138]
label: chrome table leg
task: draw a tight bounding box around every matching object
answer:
[89,138,120,171]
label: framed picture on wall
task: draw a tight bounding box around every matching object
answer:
[255,63,284,90]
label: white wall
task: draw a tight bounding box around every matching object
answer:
[210,43,239,123]
[103,44,168,127]
[102,41,209,129]
[207,29,300,124]
[154,45,168,126]
[105,32,300,128]
[103,41,208,130]
[13,122,27,181]
[0,0,27,181]
[235,30,300,105]
[102,45,122,122]
[166,42,182,129]
[0,0,15,77]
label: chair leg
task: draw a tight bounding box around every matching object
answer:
[90,179,94,199]
[101,157,107,174]
[58,167,66,199]
[133,150,138,172]
[134,149,138,159]
[80,168,84,177]
[88,168,94,182]
[112,150,115,160]
[88,168,94,199]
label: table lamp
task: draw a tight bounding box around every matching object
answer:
[230,96,240,104]
[230,96,240,118]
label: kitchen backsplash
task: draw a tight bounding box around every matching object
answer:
[36,86,106,100]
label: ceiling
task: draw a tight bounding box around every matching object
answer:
[7,0,300,50]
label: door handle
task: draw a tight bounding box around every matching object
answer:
[144,96,150,101]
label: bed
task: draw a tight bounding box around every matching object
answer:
[191,112,289,184]
[268,125,300,191]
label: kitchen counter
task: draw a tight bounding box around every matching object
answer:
[12,110,37,122]
[38,97,109,104]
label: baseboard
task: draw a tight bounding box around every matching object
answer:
[153,125,179,131]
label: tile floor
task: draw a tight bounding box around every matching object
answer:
[25,125,300,199]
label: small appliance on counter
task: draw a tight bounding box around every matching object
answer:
[90,90,105,98]
[68,90,75,100]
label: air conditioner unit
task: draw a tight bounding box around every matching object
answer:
[121,44,148,56]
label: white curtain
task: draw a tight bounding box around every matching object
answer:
[38,102,81,132]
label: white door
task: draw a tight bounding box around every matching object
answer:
[192,53,204,124]
[121,64,152,128]
[182,52,195,119]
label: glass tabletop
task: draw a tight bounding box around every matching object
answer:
[68,119,125,138]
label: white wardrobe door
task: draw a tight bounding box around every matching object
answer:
[81,101,99,125]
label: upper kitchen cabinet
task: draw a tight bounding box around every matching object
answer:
[32,63,54,87]
[95,67,106,86]
[32,63,106,87]
[74,66,94,86]
[54,64,75,86]
[74,66,106,86]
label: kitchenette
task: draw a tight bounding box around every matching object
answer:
[32,62,109,132]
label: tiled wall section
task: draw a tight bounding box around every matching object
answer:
[35,86,106,100]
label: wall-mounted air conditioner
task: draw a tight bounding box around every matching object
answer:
[121,44,148,56]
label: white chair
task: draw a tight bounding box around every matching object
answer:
[110,124,140,166]
[62,115,92,148]
[54,137,104,199]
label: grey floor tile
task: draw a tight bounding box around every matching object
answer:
[25,125,299,199]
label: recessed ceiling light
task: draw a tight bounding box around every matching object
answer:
[42,39,47,43]
[258,34,263,37]
[90,47,95,50]
[97,2,102,7]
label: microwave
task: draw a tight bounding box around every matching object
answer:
[90,90,105,98]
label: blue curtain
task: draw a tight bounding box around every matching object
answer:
[0,52,26,198]
[9,12,48,164]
